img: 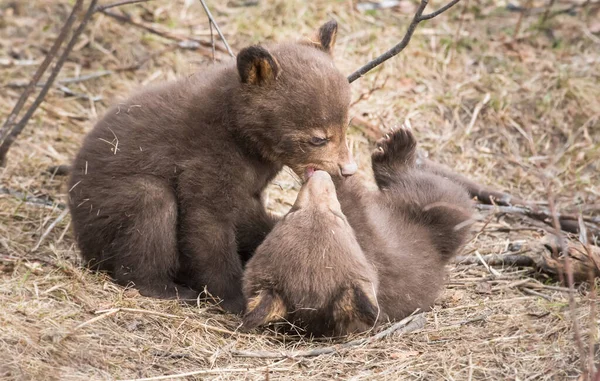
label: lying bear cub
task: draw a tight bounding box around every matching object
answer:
[242,127,473,336]
[68,20,357,313]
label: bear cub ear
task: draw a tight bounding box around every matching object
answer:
[303,19,338,55]
[237,45,280,86]
[241,289,287,331]
[332,283,379,334]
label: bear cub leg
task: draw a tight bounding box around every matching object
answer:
[91,176,198,301]
[176,210,246,313]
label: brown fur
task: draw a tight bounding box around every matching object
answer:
[242,171,379,336]
[242,127,473,335]
[337,127,474,322]
[67,20,356,313]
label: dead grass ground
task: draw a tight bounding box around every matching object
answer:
[1,0,599,380]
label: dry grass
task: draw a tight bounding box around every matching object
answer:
[1,0,599,379]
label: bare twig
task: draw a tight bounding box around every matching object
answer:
[349,73,388,107]
[453,253,535,267]
[0,187,66,210]
[73,308,120,331]
[95,0,153,12]
[416,157,600,238]
[99,9,220,53]
[582,216,598,377]
[453,0,470,44]
[507,1,600,18]
[476,250,502,276]
[198,0,235,57]
[7,70,114,89]
[233,313,426,359]
[208,14,216,63]
[541,0,557,23]
[32,209,70,252]
[520,287,552,301]
[513,0,534,37]
[465,93,491,135]
[475,204,600,237]
[0,0,99,164]
[547,185,588,378]
[347,0,460,83]
[0,0,85,163]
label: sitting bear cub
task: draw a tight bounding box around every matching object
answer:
[68,20,356,313]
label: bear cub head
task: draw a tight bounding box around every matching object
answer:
[234,20,357,179]
[241,170,379,337]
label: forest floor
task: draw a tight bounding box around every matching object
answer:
[1,0,599,380]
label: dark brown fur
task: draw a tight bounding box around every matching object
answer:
[337,127,474,322]
[67,20,356,313]
[242,127,473,335]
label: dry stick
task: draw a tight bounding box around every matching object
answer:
[233,313,425,359]
[548,186,588,378]
[475,204,600,239]
[0,0,84,154]
[452,253,535,267]
[8,70,114,89]
[208,14,216,63]
[94,0,153,12]
[453,0,470,44]
[581,217,598,378]
[0,186,66,209]
[198,0,235,57]
[520,287,552,301]
[99,9,220,53]
[541,0,557,23]
[32,208,70,252]
[513,0,534,38]
[347,0,461,83]
[0,0,99,164]
[465,92,490,135]
[417,157,600,237]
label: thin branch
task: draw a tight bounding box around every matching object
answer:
[453,0,470,45]
[541,0,557,23]
[100,9,220,53]
[0,186,66,210]
[7,70,114,89]
[208,15,216,63]
[0,0,99,164]
[198,0,235,57]
[347,0,460,83]
[94,0,153,12]
[513,0,534,37]
[417,157,600,238]
[0,0,85,156]
[475,204,600,238]
[548,185,588,378]
[452,253,535,267]
[420,0,461,20]
[32,208,70,252]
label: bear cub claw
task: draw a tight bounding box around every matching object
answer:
[371,124,417,168]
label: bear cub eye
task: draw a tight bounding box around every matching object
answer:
[309,137,328,146]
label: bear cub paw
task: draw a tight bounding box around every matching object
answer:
[371,124,417,169]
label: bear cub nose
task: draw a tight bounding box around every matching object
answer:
[340,162,358,177]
